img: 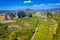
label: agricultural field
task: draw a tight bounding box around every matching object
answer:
[34,13,60,40]
[53,23,60,40]
[52,14,60,40]
[0,15,5,21]
[0,17,39,40]
[34,18,57,40]
[0,13,60,40]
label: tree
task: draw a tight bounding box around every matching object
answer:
[9,13,16,20]
[28,14,32,17]
[18,11,26,18]
[47,12,52,18]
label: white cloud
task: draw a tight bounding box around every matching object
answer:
[48,3,60,6]
[1,3,60,10]
[34,4,46,7]
[39,4,46,6]
[32,3,60,10]
[48,4,53,5]
[34,4,40,6]
[34,3,60,7]
[23,0,32,3]
[55,3,60,5]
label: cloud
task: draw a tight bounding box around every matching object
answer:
[31,3,60,10]
[1,3,60,10]
[48,4,53,5]
[34,4,39,6]
[34,3,60,7]
[34,4,46,7]
[47,3,60,6]
[39,4,46,6]
[23,0,32,3]
[55,3,60,5]
[0,6,30,10]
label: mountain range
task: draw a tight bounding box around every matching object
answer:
[0,8,60,13]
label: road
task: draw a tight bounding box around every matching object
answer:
[31,19,40,40]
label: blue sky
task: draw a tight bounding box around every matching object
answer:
[0,0,60,10]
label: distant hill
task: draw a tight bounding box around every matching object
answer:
[0,10,15,13]
[0,8,60,13]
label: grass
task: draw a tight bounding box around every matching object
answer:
[0,16,5,21]
[34,18,56,40]
[52,24,60,40]
[0,17,39,40]
[0,16,59,40]
[52,15,60,40]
